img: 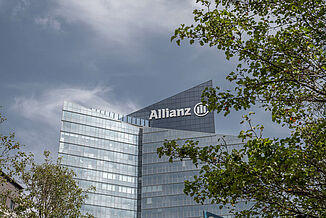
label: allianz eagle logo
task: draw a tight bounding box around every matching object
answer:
[149,102,209,120]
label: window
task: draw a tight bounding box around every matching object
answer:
[9,200,15,210]
[146,198,152,204]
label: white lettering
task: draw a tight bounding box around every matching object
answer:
[184,108,191,116]
[148,103,206,120]
[177,109,184,116]
[149,110,158,120]
[158,109,162,119]
[162,109,165,118]
[170,109,176,117]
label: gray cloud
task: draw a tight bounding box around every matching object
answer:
[12,85,139,130]
[0,0,290,163]
[11,0,31,16]
[34,16,61,31]
[49,0,194,45]
[9,85,139,161]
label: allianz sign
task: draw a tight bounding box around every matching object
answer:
[149,102,209,120]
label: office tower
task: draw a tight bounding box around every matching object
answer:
[58,81,245,218]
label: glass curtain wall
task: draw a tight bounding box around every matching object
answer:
[59,102,142,218]
[58,101,248,218]
[141,127,246,218]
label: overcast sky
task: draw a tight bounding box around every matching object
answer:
[0,0,288,161]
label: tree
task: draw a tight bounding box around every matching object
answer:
[13,151,94,218]
[0,112,93,217]
[158,0,326,217]
[0,112,30,216]
[0,112,27,175]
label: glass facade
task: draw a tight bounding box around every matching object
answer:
[141,127,245,218]
[129,80,215,133]
[59,102,148,218]
[58,81,249,217]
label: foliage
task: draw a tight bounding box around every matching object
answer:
[159,114,326,217]
[158,0,326,217]
[0,112,93,217]
[0,112,28,175]
[0,112,30,216]
[13,151,94,218]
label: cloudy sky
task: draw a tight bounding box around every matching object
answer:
[0,0,287,161]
